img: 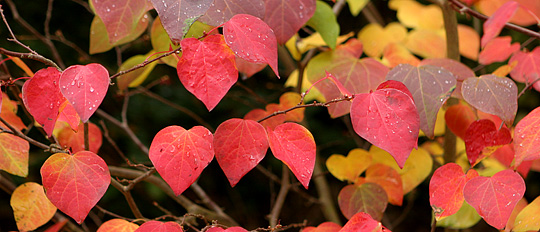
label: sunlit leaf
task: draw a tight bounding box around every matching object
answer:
[347,0,369,16]
[116,52,158,92]
[381,43,420,68]
[458,24,480,61]
[10,182,56,231]
[41,151,110,224]
[326,148,371,182]
[465,119,512,166]
[340,212,388,232]
[404,29,446,58]
[363,164,403,206]
[357,22,407,58]
[509,47,540,91]
[89,13,150,54]
[437,202,482,229]
[148,125,214,196]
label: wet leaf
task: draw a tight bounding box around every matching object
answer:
[386,64,456,139]
[514,107,540,167]
[223,14,279,78]
[464,169,525,229]
[41,151,110,224]
[465,119,512,166]
[177,34,238,111]
[59,64,110,123]
[268,123,316,189]
[149,125,214,196]
[199,0,265,26]
[338,183,388,220]
[149,0,214,43]
[10,182,56,231]
[89,13,150,54]
[214,119,268,186]
[350,80,420,168]
[263,0,316,44]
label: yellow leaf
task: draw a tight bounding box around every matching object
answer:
[404,29,446,58]
[514,196,540,231]
[493,60,518,77]
[437,202,481,228]
[297,32,354,55]
[358,22,407,57]
[390,0,443,30]
[369,146,432,194]
[381,42,420,67]
[419,107,446,137]
[347,0,370,16]
[326,148,372,182]
[285,34,302,61]
[284,69,326,102]
[10,182,56,231]
[457,25,480,61]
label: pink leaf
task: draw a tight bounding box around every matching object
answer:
[22,67,64,136]
[481,1,519,48]
[214,119,268,186]
[350,80,420,168]
[465,119,512,166]
[514,106,540,167]
[57,101,81,132]
[206,226,248,232]
[135,221,183,232]
[479,36,520,65]
[340,212,390,232]
[509,47,540,88]
[199,0,265,26]
[149,0,214,43]
[268,123,316,189]
[40,151,110,224]
[235,57,267,78]
[464,170,525,229]
[177,35,238,111]
[223,14,279,78]
[148,126,214,196]
[461,75,518,125]
[59,64,110,123]
[91,0,152,43]
[429,163,479,220]
[263,0,316,44]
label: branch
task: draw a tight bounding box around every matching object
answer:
[110,178,145,219]
[269,166,290,228]
[448,0,540,41]
[95,109,149,154]
[110,46,182,79]
[0,117,66,153]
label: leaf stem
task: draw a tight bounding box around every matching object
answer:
[84,122,89,151]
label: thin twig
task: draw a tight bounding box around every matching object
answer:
[269,166,290,227]
[96,109,149,154]
[110,46,182,79]
[0,118,65,153]
[191,182,227,217]
[95,205,136,222]
[110,178,145,219]
[44,0,54,39]
[448,0,540,41]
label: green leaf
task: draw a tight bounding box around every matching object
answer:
[347,0,369,16]
[306,1,339,49]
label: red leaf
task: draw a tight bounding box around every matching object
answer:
[57,122,102,154]
[207,226,248,232]
[223,14,279,78]
[479,36,520,65]
[91,0,152,43]
[177,35,238,111]
[199,0,265,26]
[0,133,29,177]
[148,126,214,196]
[149,0,214,43]
[386,64,456,139]
[492,144,532,177]
[429,163,479,220]
[350,81,420,168]
[214,119,268,186]
[509,47,540,90]
[43,219,67,232]
[461,75,518,125]
[268,123,316,189]
[301,222,341,232]
[40,151,110,224]
[338,183,388,220]
[235,57,267,78]
[340,212,390,232]
[22,67,64,136]
[481,1,518,47]
[135,221,183,232]
[263,0,316,44]
[59,64,110,123]
[444,103,477,139]
[464,169,525,229]
[57,101,81,132]
[465,119,512,166]
[514,106,540,167]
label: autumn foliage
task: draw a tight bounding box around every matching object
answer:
[1,0,540,231]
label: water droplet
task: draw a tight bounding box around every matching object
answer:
[90,87,95,92]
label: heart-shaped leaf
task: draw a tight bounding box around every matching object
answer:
[326,148,372,182]
[350,80,420,168]
[97,219,139,232]
[465,119,512,166]
[149,125,214,196]
[214,119,268,187]
[177,34,238,111]
[514,106,540,167]
[357,22,407,57]
[223,14,279,78]
[429,163,479,220]
[59,64,110,123]
[263,0,316,44]
[10,182,56,231]
[41,151,110,224]
[268,123,316,189]
[338,183,388,220]
[464,169,525,229]
[386,64,456,138]
[149,0,214,43]
[340,212,388,232]
[135,221,183,232]
[199,0,265,26]
[0,133,29,177]
[22,67,64,136]
[461,75,517,125]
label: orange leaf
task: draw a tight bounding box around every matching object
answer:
[97,219,139,232]
[10,182,56,231]
[0,133,29,177]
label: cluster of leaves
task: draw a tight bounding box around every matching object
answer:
[1,0,540,231]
